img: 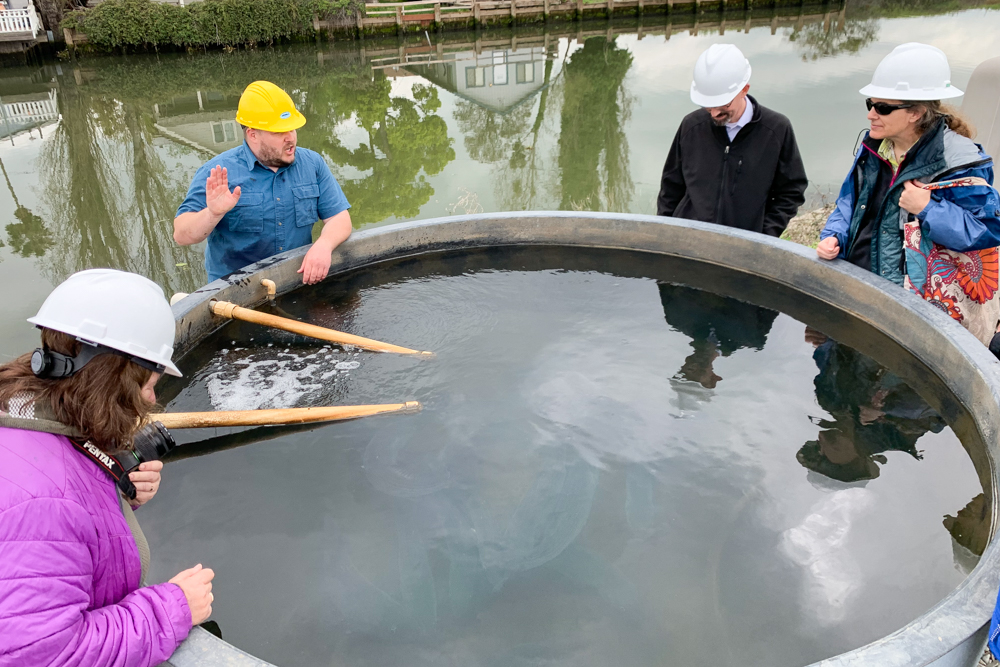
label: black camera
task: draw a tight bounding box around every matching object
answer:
[112,421,177,499]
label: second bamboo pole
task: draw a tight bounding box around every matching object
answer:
[211,300,433,356]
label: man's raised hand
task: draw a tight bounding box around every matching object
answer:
[205,166,241,218]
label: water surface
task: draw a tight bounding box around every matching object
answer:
[144,247,986,667]
[2,2,1000,358]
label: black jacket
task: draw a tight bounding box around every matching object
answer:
[656,96,808,237]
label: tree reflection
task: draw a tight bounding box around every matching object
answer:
[0,157,52,258]
[453,38,634,213]
[557,38,634,212]
[36,81,204,294]
[304,67,455,225]
[493,48,559,211]
[787,18,879,61]
[453,99,533,165]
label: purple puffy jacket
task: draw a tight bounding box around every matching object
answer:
[0,426,191,666]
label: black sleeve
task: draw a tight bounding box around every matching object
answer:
[657,128,686,217]
[762,122,808,237]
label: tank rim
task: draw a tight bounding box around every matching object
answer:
[169,211,1000,667]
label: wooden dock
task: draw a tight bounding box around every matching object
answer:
[356,0,812,34]
[66,0,846,43]
[352,3,844,58]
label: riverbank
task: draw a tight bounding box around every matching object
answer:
[61,0,845,51]
[781,204,833,248]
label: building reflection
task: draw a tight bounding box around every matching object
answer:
[402,46,550,114]
[152,90,243,155]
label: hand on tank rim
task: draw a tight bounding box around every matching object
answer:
[816,236,840,261]
[169,563,215,626]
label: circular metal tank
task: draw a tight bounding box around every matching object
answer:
[164,212,1000,667]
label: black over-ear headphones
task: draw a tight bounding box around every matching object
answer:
[30,341,110,379]
[31,337,167,379]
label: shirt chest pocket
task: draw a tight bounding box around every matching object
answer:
[293,184,320,228]
[227,192,265,233]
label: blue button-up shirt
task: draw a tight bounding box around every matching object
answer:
[177,142,351,282]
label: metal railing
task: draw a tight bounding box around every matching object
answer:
[0,91,59,129]
[0,8,39,38]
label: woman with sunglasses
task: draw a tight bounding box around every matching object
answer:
[817,43,1000,349]
[0,269,214,666]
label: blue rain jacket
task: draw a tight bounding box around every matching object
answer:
[990,587,1000,660]
[820,120,1000,286]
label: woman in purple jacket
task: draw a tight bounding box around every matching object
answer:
[0,269,214,667]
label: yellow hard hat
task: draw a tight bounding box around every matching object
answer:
[236,81,306,133]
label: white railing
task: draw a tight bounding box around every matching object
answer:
[1,91,58,125]
[0,8,39,38]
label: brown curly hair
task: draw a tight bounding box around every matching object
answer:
[0,328,155,453]
[914,101,976,139]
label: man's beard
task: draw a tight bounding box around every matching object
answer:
[259,142,295,168]
[710,114,730,127]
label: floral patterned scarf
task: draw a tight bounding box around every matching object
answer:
[903,177,1000,345]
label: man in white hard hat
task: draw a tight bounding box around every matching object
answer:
[657,44,808,237]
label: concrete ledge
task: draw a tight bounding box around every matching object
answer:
[169,212,1000,667]
[163,627,275,666]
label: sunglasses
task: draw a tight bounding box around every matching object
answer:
[866,98,914,115]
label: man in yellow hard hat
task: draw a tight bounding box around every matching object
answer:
[173,81,352,285]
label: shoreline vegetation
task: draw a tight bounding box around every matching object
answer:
[57,0,1000,53]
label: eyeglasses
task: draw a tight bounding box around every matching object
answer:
[866,98,914,115]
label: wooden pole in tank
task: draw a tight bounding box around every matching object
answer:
[209,300,434,356]
[154,401,421,429]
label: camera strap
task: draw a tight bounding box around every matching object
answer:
[68,438,139,500]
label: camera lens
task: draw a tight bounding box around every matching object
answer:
[132,421,176,463]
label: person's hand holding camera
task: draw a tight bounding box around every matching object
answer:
[169,564,215,626]
[128,460,163,509]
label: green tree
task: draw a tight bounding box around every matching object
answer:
[37,79,204,294]
[557,38,634,212]
[787,18,880,61]
[0,157,52,258]
[303,68,455,225]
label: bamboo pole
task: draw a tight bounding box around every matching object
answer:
[210,300,434,356]
[154,402,421,429]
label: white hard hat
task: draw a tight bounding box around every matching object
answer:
[690,44,752,108]
[859,43,964,101]
[28,269,181,377]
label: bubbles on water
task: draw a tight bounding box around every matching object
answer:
[202,347,361,411]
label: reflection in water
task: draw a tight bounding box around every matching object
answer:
[36,82,205,294]
[944,493,990,559]
[659,283,778,389]
[0,156,52,258]
[0,2,983,299]
[558,37,634,212]
[788,17,879,61]
[798,332,943,483]
[305,65,455,225]
[443,45,559,211]
[143,263,985,666]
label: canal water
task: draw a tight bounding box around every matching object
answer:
[1,3,1000,361]
[147,246,985,666]
[0,4,996,664]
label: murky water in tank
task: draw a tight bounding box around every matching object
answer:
[145,248,985,667]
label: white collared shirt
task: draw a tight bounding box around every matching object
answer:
[725,98,753,142]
